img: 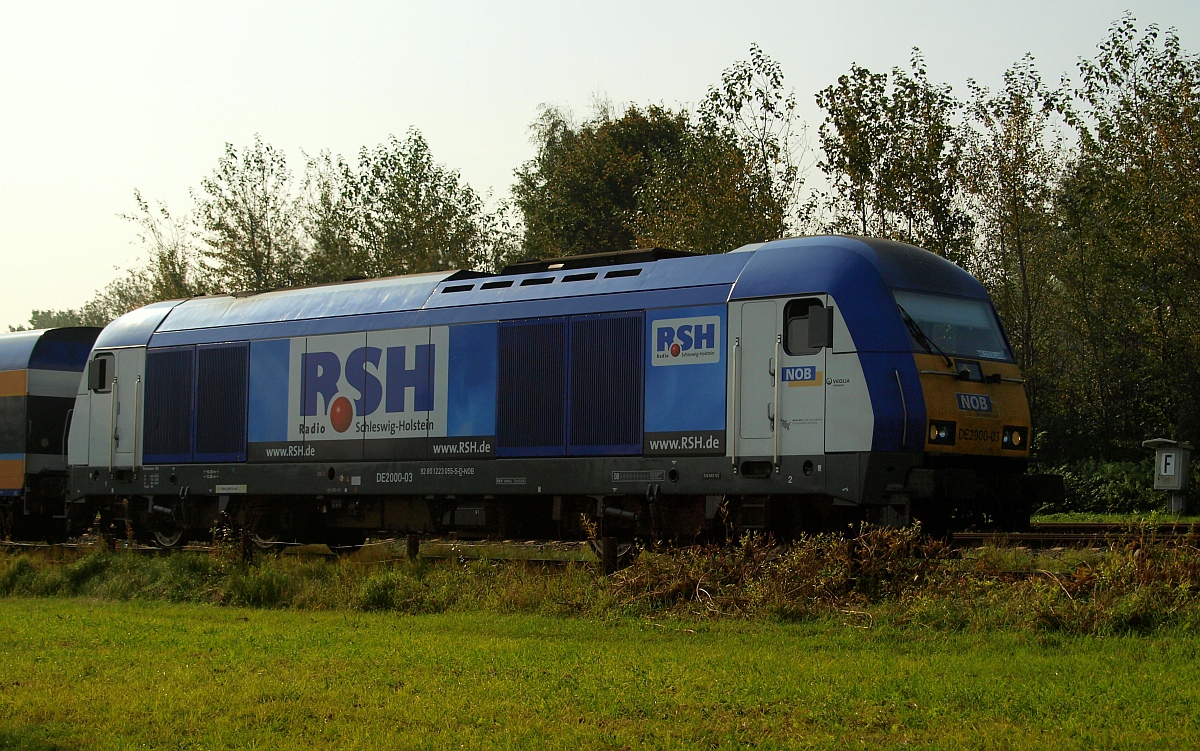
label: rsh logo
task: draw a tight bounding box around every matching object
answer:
[652,316,721,367]
[956,392,993,413]
[303,345,434,420]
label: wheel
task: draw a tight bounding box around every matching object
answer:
[249,511,287,551]
[150,521,188,549]
[251,529,284,551]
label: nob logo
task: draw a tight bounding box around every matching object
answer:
[955,392,993,413]
[652,316,721,367]
[302,345,435,433]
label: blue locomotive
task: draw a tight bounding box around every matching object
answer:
[64,235,1048,546]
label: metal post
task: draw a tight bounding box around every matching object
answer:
[406,533,420,561]
[601,537,618,575]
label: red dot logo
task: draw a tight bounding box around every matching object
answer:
[670,343,681,357]
[329,396,353,433]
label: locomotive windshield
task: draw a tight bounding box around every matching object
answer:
[892,290,1013,362]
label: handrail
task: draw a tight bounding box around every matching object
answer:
[772,335,781,472]
[731,337,740,471]
[132,375,142,470]
[108,376,117,473]
[62,408,74,459]
[894,369,907,450]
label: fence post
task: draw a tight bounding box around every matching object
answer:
[601,537,618,575]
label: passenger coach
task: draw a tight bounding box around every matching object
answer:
[66,236,1045,546]
[0,327,99,540]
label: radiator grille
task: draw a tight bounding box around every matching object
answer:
[496,319,567,456]
[568,312,644,455]
[194,344,248,461]
[143,347,194,463]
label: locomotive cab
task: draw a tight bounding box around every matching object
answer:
[893,290,1035,531]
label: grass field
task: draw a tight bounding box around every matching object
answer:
[1,598,1199,750]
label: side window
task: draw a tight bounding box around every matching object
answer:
[784,299,832,356]
[88,353,114,393]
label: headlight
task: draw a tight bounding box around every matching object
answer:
[928,420,956,446]
[1002,426,1029,450]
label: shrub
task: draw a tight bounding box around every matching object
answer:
[1051,459,1164,513]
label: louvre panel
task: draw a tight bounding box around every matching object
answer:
[568,313,644,455]
[194,344,248,461]
[143,348,194,462]
[496,319,567,456]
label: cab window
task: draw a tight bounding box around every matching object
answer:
[784,299,831,356]
[88,354,114,393]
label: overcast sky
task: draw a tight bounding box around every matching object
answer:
[2,0,1198,330]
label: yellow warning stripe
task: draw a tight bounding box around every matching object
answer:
[0,459,24,491]
[0,370,27,398]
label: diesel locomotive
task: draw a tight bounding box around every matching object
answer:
[23,235,1051,546]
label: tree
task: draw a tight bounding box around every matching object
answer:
[195,135,305,293]
[304,131,510,281]
[1053,15,1200,454]
[817,52,973,262]
[633,128,784,255]
[354,131,506,276]
[962,56,1068,422]
[514,47,807,260]
[699,43,809,231]
[301,151,368,284]
[513,104,691,260]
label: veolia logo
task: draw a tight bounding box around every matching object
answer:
[652,316,721,367]
[302,345,435,432]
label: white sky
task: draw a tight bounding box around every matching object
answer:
[2,0,1198,330]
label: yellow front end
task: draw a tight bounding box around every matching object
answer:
[914,354,1032,458]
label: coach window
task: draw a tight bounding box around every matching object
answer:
[88,353,115,393]
[784,299,831,356]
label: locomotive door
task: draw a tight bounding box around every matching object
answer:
[734,301,777,459]
[776,297,830,458]
[86,348,145,470]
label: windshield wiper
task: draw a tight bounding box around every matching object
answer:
[897,304,954,368]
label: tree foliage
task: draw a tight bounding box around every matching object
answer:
[195,136,305,293]
[961,56,1067,420]
[816,52,973,263]
[513,46,806,261]
[1051,15,1200,455]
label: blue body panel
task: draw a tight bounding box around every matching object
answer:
[446,323,497,438]
[95,301,183,348]
[0,328,101,373]
[146,285,734,347]
[158,273,452,333]
[0,331,43,372]
[644,305,727,434]
[247,339,291,444]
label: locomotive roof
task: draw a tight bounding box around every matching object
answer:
[0,327,101,372]
[95,235,988,348]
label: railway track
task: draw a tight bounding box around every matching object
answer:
[0,535,599,566]
[5,523,1199,557]
[952,522,1200,548]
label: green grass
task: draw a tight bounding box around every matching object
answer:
[1034,510,1200,524]
[1,598,1198,749]
[6,523,1200,635]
